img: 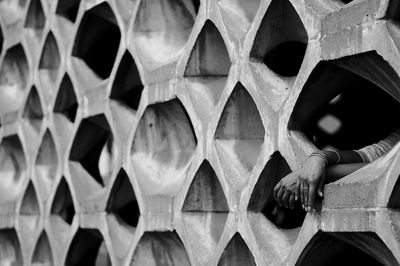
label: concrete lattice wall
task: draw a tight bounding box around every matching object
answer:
[0,0,400,265]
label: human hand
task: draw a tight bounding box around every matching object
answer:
[274,171,299,209]
[298,155,327,211]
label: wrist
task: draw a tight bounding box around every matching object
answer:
[309,150,340,166]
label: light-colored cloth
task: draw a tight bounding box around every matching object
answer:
[356,129,400,163]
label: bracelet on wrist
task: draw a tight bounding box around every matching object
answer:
[309,152,329,166]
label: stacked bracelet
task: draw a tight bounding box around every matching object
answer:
[309,151,329,166]
[309,150,341,166]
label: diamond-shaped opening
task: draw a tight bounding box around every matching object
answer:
[53,74,78,122]
[250,0,308,77]
[106,169,140,228]
[297,231,397,266]
[0,135,27,203]
[23,86,44,133]
[388,174,400,208]
[69,114,116,187]
[181,161,228,264]
[0,44,29,116]
[289,51,400,151]
[56,0,80,22]
[133,0,199,71]
[214,82,264,186]
[0,0,27,28]
[39,31,61,86]
[130,231,190,266]
[340,0,353,4]
[35,130,58,198]
[65,228,111,265]
[110,51,143,111]
[217,233,256,266]
[72,2,121,79]
[0,229,23,265]
[185,20,230,77]
[20,180,40,215]
[32,231,53,265]
[0,26,3,55]
[131,99,197,193]
[217,0,260,39]
[183,160,228,212]
[51,177,75,225]
[24,0,46,38]
[248,152,306,229]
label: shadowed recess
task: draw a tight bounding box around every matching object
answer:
[0,44,29,116]
[53,74,78,122]
[35,130,58,197]
[20,181,39,215]
[65,228,111,265]
[0,27,3,55]
[133,0,199,70]
[24,0,45,38]
[0,0,27,27]
[0,229,23,265]
[106,169,140,227]
[131,98,197,194]
[23,86,44,133]
[72,2,121,79]
[110,51,143,111]
[0,135,27,203]
[248,152,306,229]
[250,0,308,77]
[182,160,228,212]
[184,20,230,76]
[32,231,53,266]
[51,177,75,225]
[217,0,260,39]
[56,0,80,22]
[289,51,400,151]
[296,231,397,266]
[214,82,264,187]
[388,174,400,208]
[69,114,116,187]
[217,233,256,266]
[39,31,61,85]
[130,231,190,266]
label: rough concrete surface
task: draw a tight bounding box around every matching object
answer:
[0,0,400,265]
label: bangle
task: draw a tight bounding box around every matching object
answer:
[309,151,329,166]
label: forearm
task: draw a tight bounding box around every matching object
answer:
[311,150,364,165]
[325,163,368,183]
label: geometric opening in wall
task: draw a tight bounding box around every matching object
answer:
[69,114,116,187]
[250,0,308,77]
[24,0,46,38]
[65,228,110,265]
[110,51,143,111]
[217,233,256,266]
[0,44,29,116]
[133,0,199,71]
[130,231,190,266]
[131,98,197,193]
[39,31,61,85]
[53,74,78,122]
[32,231,53,266]
[214,83,264,186]
[51,177,75,225]
[56,0,80,23]
[182,160,228,212]
[184,20,230,77]
[0,135,27,203]
[35,130,58,198]
[248,152,306,229]
[0,229,23,265]
[288,51,400,151]
[72,2,121,79]
[22,86,44,133]
[106,169,140,228]
[20,181,40,215]
[296,231,397,266]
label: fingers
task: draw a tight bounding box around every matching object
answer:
[303,184,309,211]
[295,180,300,201]
[274,181,282,199]
[308,184,317,211]
[317,175,326,197]
[289,193,295,209]
[276,186,285,206]
[282,190,291,208]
